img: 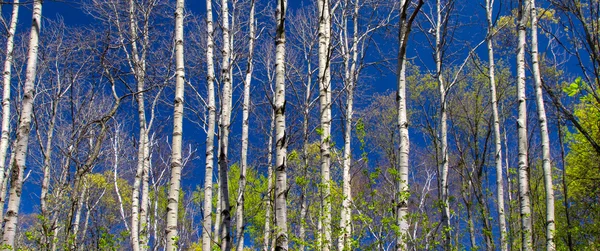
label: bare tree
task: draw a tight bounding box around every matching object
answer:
[165,0,186,249]
[529,0,555,249]
[274,0,289,249]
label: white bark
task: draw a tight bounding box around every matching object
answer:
[516,0,533,249]
[338,0,359,249]
[263,110,274,251]
[486,0,508,250]
[217,0,233,249]
[112,128,130,232]
[235,0,255,249]
[1,0,42,248]
[274,0,288,249]
[317,0,332,249]
[434,0,451,248]
[0,1,18,207]
[529,1,555,249]
[202,0,217,249]
[165,0,185,249]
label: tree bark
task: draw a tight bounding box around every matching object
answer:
[486,0,508,249]
[0,1,18,212]
[235,0,255,249]
[263,110,275,251]
[1,0,42,248]
[202,0,217,249]
[396,1,422,250]
[529,1,556,249]
[317,0,332,249]
[218,0,233,249]
[165,0,185,249]
[274,0,288,249]
[516,0,533,249]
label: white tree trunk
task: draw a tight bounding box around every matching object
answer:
[529,1,555,249]
[486,0,508,250]
[235,0,255,249]
[262,110,275,251]
[165,0,185,249]
[1,0,42,248]
[0,1,18,206]
[396,1,422,249]
[202,0,217,249]
[218,0,233,249]
[516,0,533,249]
[317,0,332,249]
[274,0,288,249]
[434,0,451,248]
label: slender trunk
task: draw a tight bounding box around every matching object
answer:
[40,99,58,249]
[486,0,508,249]
[139,133,151,250]
[557,116,573,251]
[274,0,288,249]
[0,1,18,203]
[396,1,422,249]
[298,56,311,251]
[339,1,359,249]
[71,183,87,250]
[113,130,130,232]
[165,0,185,249]
[263,110,274,251]
[235,1,255,249]
[435,0,451,248]
[516,0,533,249]
[317,0,332,249]
[202,0,217,249]
[2,0,42,248]
[218,0,233,249]
[529,1,556,249]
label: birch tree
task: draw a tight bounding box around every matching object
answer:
[235,0,256,249]
[529,0,556,249]
[217,0,234,249]
[165,0,185,249]
[396,1,423,249]
[1,0,42,247]
[0,2,18,216]
[317,0,333,248]
[516,0,533,249]
[274,0,288,249]
[485,0,508,249]
[202,0,217,249]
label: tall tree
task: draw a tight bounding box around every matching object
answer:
[165,0,185,249]
[274,0,288,249]
[529,0,556,249]
[1,0,42,248]
[516,0,533,249]
[202,0,218,249]
[0,2,18,223]
[235,0,256,249]
[396,1,423,249]
[217,0,234,249]
[486,0,508,249]
[317,0,332,249]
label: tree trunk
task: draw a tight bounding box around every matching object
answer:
[165,0,185,249]
[202,0,217,249]
[218,0,233,249]
[396,1,422,249]
[435,0,451,248]
[263,110,275,251]
[516,0,533,249]
[529,1,556,249]
[0,1,18,210]
[486,0,508,249]
[1,0,42,248]
[235,1,255,249]
[317,0,332,249]
[274,0,288,249]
